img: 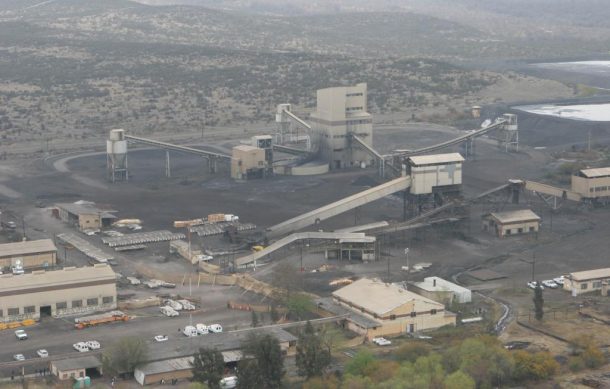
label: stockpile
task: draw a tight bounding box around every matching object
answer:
[102,230,185,247]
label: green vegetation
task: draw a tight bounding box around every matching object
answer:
[237,333,285,389]
[101,336,149,376]
[533,284,544,321]
[191,347,225,389]
[295,321,332,379]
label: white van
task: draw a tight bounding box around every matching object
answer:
[208,324,223,333]
[196,323,208,335]
[220,376,237,389]
[160,306,179,317]
[73,342,89,352]
[182,326,198,337]
[165,300,183,311]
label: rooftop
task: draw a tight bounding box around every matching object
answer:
[51,355,102,371]
[0,264,115,293]
[315,297,380,329]
[413,277,471,294]
[0,239,57,258]
[569,268,610,281]
[233,145,260,152]
[408,153,464,166]
[579,167,610,178]
[332,278,443,316]
[488,209,541,224]
[136,351,243,376]
[56,202,117,218]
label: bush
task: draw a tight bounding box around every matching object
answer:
[568,356,585,372]
[394,342,431,363]
[581,346,606,369]
[512,350,559,381]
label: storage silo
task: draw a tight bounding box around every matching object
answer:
[106,129,129,182]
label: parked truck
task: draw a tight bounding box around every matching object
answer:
[74,311,129,329]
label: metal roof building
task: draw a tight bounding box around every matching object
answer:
[564,267,610,296]
[411,277,472,304]
[0,264,117,323]
[51,355,103,381]
[328,278,456,339]
[482,209,541,238]
[0,239,57,270]
[407,153,464,195]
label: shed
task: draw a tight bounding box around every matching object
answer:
[51,355,103,380]
[411,277,472,304]
[0,239,57,270]
[482,209,541,238]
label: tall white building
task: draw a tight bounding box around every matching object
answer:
[310,83,373,169]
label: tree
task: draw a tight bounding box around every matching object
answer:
[533,284,544,321]
[251,311,259,328]
[443,370,475,389]
[239,333,285,389]
[296,321,331,379]
[394,342,431,362]
[302,374,340,389]
[345,349,378,377]
[270,305,279,323]
[102,336,149,376]
[236,359,263,389]
[188,383,210,389]
[191,347,225,389]
[512,350,559,381]
[286,294,313,321]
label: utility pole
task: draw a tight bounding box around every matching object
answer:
[531,252,536,282]
[21,217,26,240]
[405,248,410,290]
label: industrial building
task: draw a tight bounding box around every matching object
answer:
[320,278,455,340]
[106,128,129,182]
[51,356,103,381]
[563,268,610,296]
[0,239,57,271]
[571,167,610,199]
[482,209,541,238]
[133,327,296,386]
[0,264,117,323]
[324,235,377,261]
[230,145,267,180]
[55,201,117,230]
[309,83,374,169]
[407,153,464,195]
[411,277,472,304]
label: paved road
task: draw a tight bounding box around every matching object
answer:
[0,306,251,378]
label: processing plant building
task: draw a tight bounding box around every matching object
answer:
[310,83,374,170]
[0,239,57,271]
[0,264,117,323]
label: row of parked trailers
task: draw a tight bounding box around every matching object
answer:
[102,230,186,247]
[189,222,256,237]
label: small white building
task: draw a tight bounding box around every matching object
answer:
[407,153,464,195]
[411,277,472,304]
[563,268,610,296]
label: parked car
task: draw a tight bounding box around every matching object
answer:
[196,324,209,335]
[13,354,25,361]
[86,340,101,350]
[372,337,392,346]
[160,306,179,317]
[14,330,28,340]
[553,276,565,285]
[208,324,223,333]
[542,280,558,289]
[220,376,238,389]
[73,342,89,352]
[527,281,544,290]
[177,299,196,311]
[182,326,198,337]
[36,349,49,358]
[154,335,169,342]
[165,299,183,311]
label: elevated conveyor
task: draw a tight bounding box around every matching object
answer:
[524,181,582,202]
[125,135,231,160]
[235,232,372,267]
[266,176,411,238]
[272,144,312,156]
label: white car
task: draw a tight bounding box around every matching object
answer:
[220,376,238,389]
[160,306,179,317]
[182,326,198,337]
[208,324,223,333]
[73,342,89,352]
[37,349,49,358]
[196,323,209,335]
[177,300,196,311]
[13,354,25,361]
[86,340,101,350]
[372,337,392,346]
[527,281,544,290]
[542,280,558,289]
[14,330,28,340]
[154,335,169,342]
[553,276,565,285]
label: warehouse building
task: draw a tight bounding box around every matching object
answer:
[563,268,610,296]
[133,327,296,386]
[319,278,455,340]
[571,167,610,198]
[0,264,117,323]
[411,277,472,304]
[0,239,57,271]
[54,201,117,230]
[482,209,541,238]
[407,153,464,195]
